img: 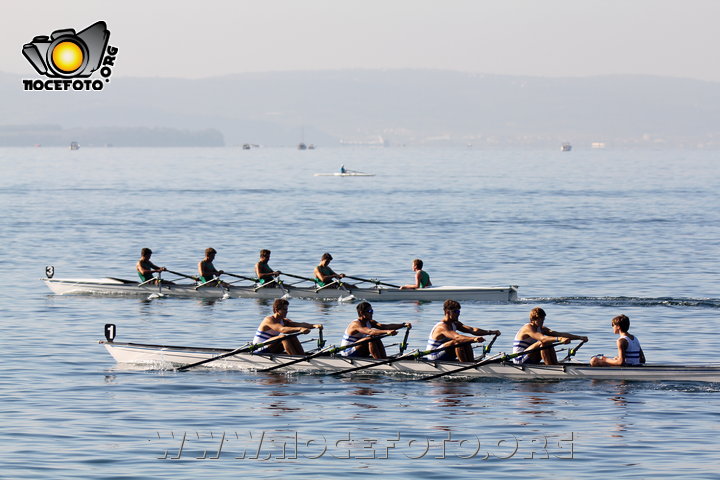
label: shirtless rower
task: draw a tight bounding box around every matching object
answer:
[313,253,354,289]
[513,307,588,365]
[136,248,170,284]
[340,302,410,359]
[252,298,323,355]
[425,300,501,362]
[590,314,645,367]
[255,249,281,285]
[198,247,228,287]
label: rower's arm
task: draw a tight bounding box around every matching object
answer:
[374,321,411,330]
[545,328,588,343]
[524,327,557,344]
[457,323,499,337]
[355,322,395,336]
[437,325,481,343]
[284,319,322,331]
[400,271,423,290]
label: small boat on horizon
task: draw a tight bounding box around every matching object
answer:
[561,142,572,152]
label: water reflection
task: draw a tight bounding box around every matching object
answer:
[596,380,634,437]
[511,382,559,422]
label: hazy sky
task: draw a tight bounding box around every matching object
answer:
[4,0,719,81]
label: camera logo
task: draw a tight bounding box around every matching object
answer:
[22,21,118,91]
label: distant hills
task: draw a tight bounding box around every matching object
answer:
[2,70,720,148]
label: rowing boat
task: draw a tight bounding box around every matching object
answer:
[314,173,375,177]
[101,339,720,383]
[42,275,518,302]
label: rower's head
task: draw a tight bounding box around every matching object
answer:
[529,307,546,326]
[321,252,333,264]
[205,247,217,259]
[612,314,630,333]
[443,299,461,320]
[412,258,423,271]
[357,301,373,319]
[273,298,289,314]
[141,247,152,258]
[260,249,271,260]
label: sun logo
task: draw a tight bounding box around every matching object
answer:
[51,41,85,73]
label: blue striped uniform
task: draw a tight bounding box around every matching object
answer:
[621,335,643,365]
[512,324,539,364]
[340,320,371,357]
[252,320,283,352]
[425,322,456,361]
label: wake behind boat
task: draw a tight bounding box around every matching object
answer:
[43,268,518,302]
[101,336,720,383]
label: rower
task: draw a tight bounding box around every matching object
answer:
[590,314,645,367]
[198,247,228,287]
[136,248,171,285]
[253,298,323,355]
[426,300,501,362]
[513,307,588,365]
[340,302,410,359]
[399,258,431,290]
[313,253,354,289]
[255,249,281,286]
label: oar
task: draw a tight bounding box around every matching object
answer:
[176,332,302,372]
[344,275,400,288]
[398,325,412,355]
[315,279,344,291]
[137,277,157,287]
[560,340,587,363]
[281,272,318,283]
[417,341,564,381]
[333,332,487,376]
[194,276,223,290]
[258,332,393,373]
[333,345,448,376]
[166,270,199,281]
[223,272,259,282]
[482,333,500,355]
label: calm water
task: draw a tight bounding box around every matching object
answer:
[0,146,719,478]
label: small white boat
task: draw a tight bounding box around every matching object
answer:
[101,338,720,383]
[314,165,374,177]
[561,142,572,152]
[42,272,518,302]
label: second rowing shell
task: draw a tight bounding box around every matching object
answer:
[43,277,519,302]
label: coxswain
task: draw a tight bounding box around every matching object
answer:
[399,258,432,289]
[590,314,645,366]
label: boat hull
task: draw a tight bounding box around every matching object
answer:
[44,278,518,302]
[102,341,720,383]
